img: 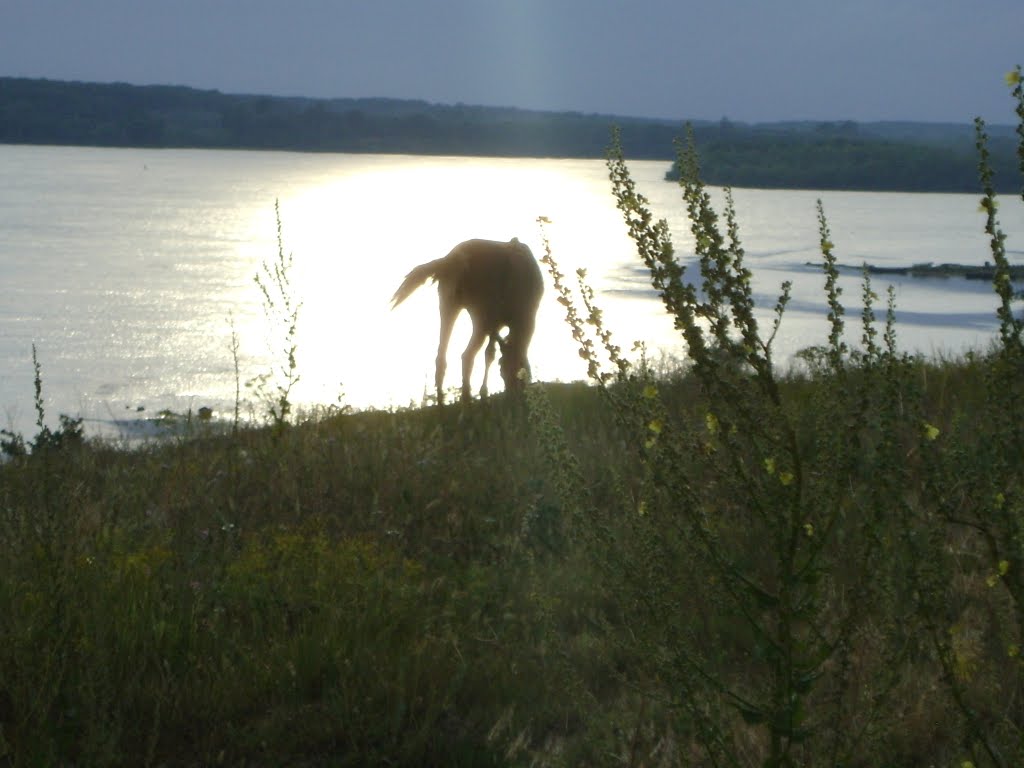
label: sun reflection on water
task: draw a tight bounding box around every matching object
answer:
[255,156,650,411]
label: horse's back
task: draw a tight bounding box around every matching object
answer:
[446,239,543,317]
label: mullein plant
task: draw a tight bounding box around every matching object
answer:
[534,126,933,765]
[912,70,1024,767]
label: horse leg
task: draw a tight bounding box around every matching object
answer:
[460,325,488,402]
[436,301,458,405]
[480,334,497,398]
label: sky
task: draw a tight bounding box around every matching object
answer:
[2,0,1022,125]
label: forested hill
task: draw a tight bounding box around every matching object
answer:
[1,76,1019,193]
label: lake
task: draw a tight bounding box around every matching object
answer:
[1,144,1022,439]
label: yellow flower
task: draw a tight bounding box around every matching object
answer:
[1006,69,1022,87]
[764,457,776,475]
[779,472,795,487]
[922,422,940,441]
[642,383,658,399]
[986,560,1011,587]
[705,412,719,435]
[804,522,814,537]
[648,419,663,435]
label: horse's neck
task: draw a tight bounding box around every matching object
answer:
[503,329,525,352]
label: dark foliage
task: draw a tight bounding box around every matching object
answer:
[1,76,1019,192]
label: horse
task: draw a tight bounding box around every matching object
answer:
[391,237,544,404]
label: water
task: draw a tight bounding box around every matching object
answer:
[1,144,1022,439]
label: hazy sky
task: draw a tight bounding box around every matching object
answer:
[3,1,1022,124]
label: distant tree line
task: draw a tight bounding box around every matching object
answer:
[0,77,1018,193]
[665,124,1019,192]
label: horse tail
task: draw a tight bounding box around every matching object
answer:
[390,257,448,309]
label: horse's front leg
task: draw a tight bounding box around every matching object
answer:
[480,335,498,398]
[461,327,488,402]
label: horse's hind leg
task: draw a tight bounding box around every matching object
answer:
[436,302,458,405]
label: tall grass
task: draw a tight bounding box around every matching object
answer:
[249,199,302,430]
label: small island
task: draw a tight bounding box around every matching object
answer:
[804,260,1024,280]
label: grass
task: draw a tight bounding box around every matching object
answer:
[0,67,1022,768]
[0,358,1020,766]
[2,386,710,766]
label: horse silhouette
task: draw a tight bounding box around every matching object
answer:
[391,238,544,404]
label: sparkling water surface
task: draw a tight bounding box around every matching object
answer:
[1,144,1022,439]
